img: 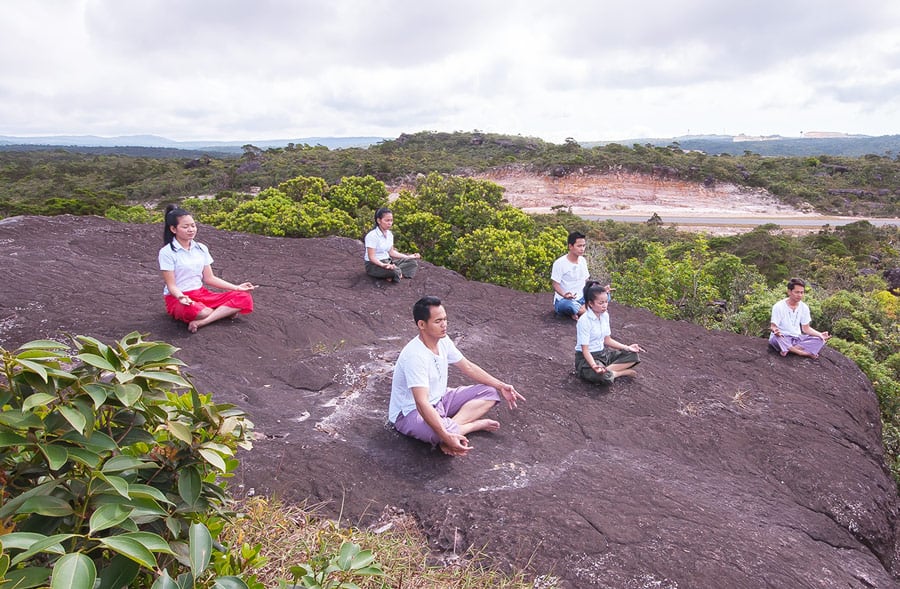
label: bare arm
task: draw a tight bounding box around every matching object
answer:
[367,246,394,269]
[801,323,830,341]
[454,358,525,409]
[161,270,187,301]
[388,246,420,260]
[552,280,574,299]
[603,336,644,353]
[581,344,606,374]
[202,266,256,291]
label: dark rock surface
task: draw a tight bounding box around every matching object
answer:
[1,215,898,588]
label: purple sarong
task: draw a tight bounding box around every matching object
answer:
[769,333,826,357]
[393,384,500,445]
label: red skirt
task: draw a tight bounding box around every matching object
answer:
[164,287,254,323]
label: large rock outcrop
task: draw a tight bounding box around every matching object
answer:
[1,215,897,588]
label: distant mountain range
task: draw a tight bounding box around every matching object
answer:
[2,132,900,158]
[0,134,387,154]
[582,133,900,157]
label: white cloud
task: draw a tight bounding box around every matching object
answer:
[1,0,899,142]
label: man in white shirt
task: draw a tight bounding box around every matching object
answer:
[389,296,525,457]
[551,231,590,320]
[769,278,831,358]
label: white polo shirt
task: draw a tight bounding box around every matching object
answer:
[158,240,212,295]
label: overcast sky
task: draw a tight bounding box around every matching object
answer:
[2,0,900,143]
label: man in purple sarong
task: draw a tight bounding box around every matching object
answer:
[769,278,831,358]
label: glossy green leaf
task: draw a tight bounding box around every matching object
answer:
[16,348,67,359]
[42,444,69,470]
[136,371,190,387]
[212,577,250,589]
[99,536,158,569]
[10,534,77,566]
[96,473,130,499]
[102,455,155,473]
[96,554,140,589]
[118,532,176,555]
[0,480,63,519]
[112,383,142,406]
[150,569,180,589]
[0,551,9,579]
[19,495,74,517]
[188,522,212,578]
[134,343,179,366]
[197,448,226,472]
[0,431,28,446]
[76,353,117,371]
[18,339,68,350]
[58,405,87,434]
[82,383,110,408]
[0,532,57,552]
[167,420,192,444]
[50,552,96,589]
[22,392,57,412]
[177,466,201,506]
[89,503,133,535]
[3,565,52,588]
[127,483,173,504]
[15,358,49,382]
[66,447,103,468]
[114,371,136,384]
[0,409,43,429]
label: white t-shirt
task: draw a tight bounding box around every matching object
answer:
[551,254,589,302]
[575,308,611,353]
[770,299,811,337]
[389,335,464,423]
[364,227,393,262]
[158,240,212,295]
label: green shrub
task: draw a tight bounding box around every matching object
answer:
[0,333,255,588]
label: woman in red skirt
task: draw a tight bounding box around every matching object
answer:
[158,204,256,333]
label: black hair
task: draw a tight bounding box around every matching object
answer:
[374,207,393,227]
[583,280,609,305]
[163,204,192,250]
[413,296,442,324]
[567,231,586,246]
[787,277,806,291]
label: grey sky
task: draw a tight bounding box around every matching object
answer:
[2,0,899,143]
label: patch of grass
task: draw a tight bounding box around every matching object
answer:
[731,388,751,409]
[220,497,554,588]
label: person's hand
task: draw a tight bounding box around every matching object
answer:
[772,328,782,337]
[564,291,575,299]
[498,383,525,409]
[177,294,193,306]
[627,343,646,353]
[439,434,471,457]
[820,331,831,341]
[591,364,606,374]
[236,282,256,291]
[409,253,421,259]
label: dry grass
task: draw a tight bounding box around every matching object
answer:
[731,388,751,409]
[220,497,553,588]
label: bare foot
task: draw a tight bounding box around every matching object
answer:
[187,320,201,333]
[612,368,637,379]
[461,419,500,435]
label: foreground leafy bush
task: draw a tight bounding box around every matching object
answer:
[0,333,255,588]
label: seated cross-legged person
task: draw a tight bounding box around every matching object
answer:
[769,277,830,358]
[575,281,644,385]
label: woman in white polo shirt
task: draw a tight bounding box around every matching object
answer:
[158,204,256,333]
[364,207,420,282]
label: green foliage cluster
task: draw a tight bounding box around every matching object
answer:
[3,131,900,219]
[0,332,258,588]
